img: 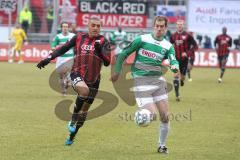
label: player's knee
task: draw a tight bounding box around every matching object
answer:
[160,112,169,123]
[174,75,179,80]
[75,85,89,97]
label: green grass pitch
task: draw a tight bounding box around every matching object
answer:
[0,62,240,160]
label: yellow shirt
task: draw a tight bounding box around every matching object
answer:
[11,28,27,42]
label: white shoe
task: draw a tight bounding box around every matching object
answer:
[188,78,192,82]
[8,59,13,63]
[218,78,222,83]
[176,96,181,102]
[18,60,24,64]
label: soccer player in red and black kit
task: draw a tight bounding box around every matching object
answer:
[37,17,111,145]
[170,19,198,101]
[214,27,232,83]
[187,32,198,82]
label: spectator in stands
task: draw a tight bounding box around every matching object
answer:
[203,35,212,49]
[60,0,77,24]
[233,36,240,50]
[70,23,78,34]
[30,0,44,33]
[46,4,54,33]
[165,30,172,41]
[196,34,203,47]
[19,6,32,34]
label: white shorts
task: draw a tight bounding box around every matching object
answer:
[133,76,168,108]
[114,45,122,56]
[56,57,73,74]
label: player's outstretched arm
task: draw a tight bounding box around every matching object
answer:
[36,35,77,69]
[36,55,52,69]
[167,46,179,73]
[109,73,120,82]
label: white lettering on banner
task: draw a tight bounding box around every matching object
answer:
[0,48,7,56]
[79,1,146,14]
[220,8,240,15]
[188,0,240,34]
[237,53,240,67]
[194,51,199,66]
[122,3,145,14]
[199,52,208,66]
[208,52,218,66]
[0,0,17,13]
[196,15,206,23]
[1,45,240,68]
[195,7,217,14]
[226,53,234,67]
[193,51,240,67]
[82,14,144,27]
[25,48,49,58]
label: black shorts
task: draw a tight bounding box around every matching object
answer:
[218,54,229,62]
[70,72,100,104]
[179,58,188,76]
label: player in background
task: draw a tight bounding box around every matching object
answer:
[214,27,232,83]
[170,19,198,101]
[70,23,78,34]
[187,32,198,82]
[37,17,111,146]
[51,22,75,96]
[9,24,28,64]
[110,16,179,154]
[110,26,127,60]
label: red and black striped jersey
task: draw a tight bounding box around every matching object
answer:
[51,32,111,84]
[170,31,198,61]
[214,34,232,56]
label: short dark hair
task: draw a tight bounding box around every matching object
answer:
[60,21,68,28]
[88,16,102,25]
[153,16,168,27]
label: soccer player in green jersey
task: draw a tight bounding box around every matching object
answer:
[110,16,179,154]
[51,22,75,96]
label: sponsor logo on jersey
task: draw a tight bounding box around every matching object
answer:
[220,40,228,45]
[81,45,94,51]
[182,35,186,40]
[176,40,184,45]
[139,49,164,60]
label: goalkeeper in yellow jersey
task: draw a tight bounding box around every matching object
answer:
[9,24,28,64]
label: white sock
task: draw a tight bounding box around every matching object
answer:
[159,122,170,147]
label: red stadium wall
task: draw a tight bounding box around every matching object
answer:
[0,43,240,68]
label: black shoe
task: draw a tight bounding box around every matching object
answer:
[157,146,169,154]
[176,96,181,102]
[180,80,184,86]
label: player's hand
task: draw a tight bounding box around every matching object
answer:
[173,71,180,78]
[170,65,178,70]
[36,58,51,69]
[182,52,187,57]
[24,41,28,45]
[94,40,102,52]
[170,65,179,74]
[109,73,120,82]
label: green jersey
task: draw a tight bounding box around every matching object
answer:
[115,33,179,77]
[51,32,75,57]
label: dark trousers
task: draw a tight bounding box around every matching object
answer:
[47,19,53,33]
[21,21,29,33]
